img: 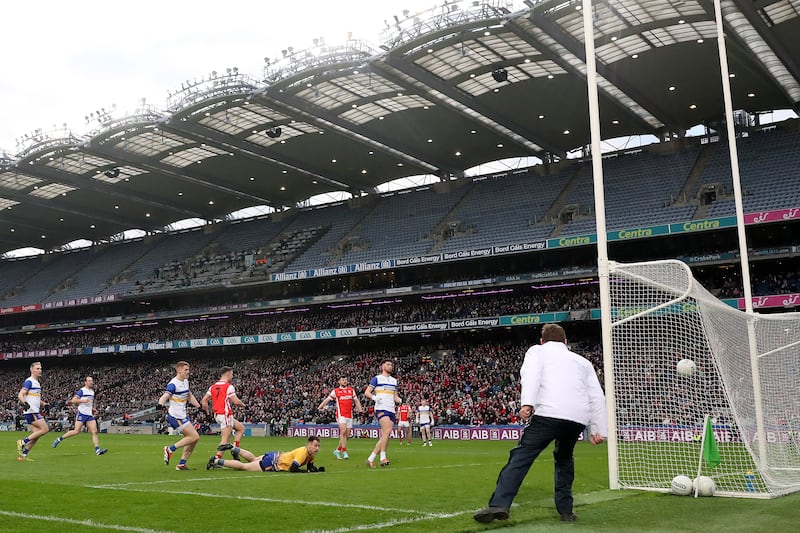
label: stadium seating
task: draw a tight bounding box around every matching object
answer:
[559,149,700,236]
[437,168,567,253]
[0,249,96,306]
[285,202,371,272]
[99,229,217,296]
[44,240,152,301]
[695,128,800,217]
[0,127,798,305]
[335,184,470,264]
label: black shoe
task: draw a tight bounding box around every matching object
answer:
[206,456,217,470]
[217,444,234,452]
[560,513,577,522]
[231,449,240,461]
[473,507,509,523]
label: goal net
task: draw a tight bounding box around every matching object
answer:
[608,259,800,498]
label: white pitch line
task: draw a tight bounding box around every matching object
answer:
[305,510,474,533]
[0,509,175,533]
[90,462,485,489]
[90,475,244,488]
[305,488,630,533]
[92,486,425,515]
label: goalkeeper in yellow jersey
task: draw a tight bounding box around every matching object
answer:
[207,435,324,473]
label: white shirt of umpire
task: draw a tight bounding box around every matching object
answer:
[520,342,608,438]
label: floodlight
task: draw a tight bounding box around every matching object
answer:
[491,68,508,83]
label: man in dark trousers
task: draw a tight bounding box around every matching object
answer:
[474,323,607,524]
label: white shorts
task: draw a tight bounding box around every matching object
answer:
[398,421,410,428]
[336,416,353,429]
[215,413,235,429]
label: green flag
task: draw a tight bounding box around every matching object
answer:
[703,416,721,468]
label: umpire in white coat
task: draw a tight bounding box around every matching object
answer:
[474,323,608,524]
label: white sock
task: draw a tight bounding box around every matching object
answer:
[368,452,376,462]
[380,451,387,461]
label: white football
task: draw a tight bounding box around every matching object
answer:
[694,476,716,496]
[676,359,697,377]
[671,475,694,496]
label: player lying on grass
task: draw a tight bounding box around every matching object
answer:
[206,435,325,473]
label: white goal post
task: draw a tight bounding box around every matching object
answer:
[606,259,800,498]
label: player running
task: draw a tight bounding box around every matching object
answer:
[397,400,412,445]
[52,376,108,455]
[158,361,201,470]
[17,361,49,461]
[317,376,364,459]
[417,396,434,447]
[364,359,401,468]
[201,366,246,459]
[207,436,323,473]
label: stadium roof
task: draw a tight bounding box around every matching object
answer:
[0,0,798,254]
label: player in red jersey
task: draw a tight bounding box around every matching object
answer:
[317,376,364,459]
[201,367,246,459]
[397,401,412,445]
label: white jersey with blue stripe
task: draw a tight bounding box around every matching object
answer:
[22,377,42,414]
[418,404,432,424]
[370,374,397,413]
[166,377,191,419]
[75,386,94,416]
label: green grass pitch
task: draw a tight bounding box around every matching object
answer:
[1,432,798,532]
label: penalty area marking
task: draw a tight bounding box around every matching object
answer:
[303,489,629,533]
[90,462,485,489]
[90,486,425,515]
[306,509,474,533]
[0,509,175,533]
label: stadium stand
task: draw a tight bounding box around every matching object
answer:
[43,239,152,302]
[285,202,372,272]
[0,129,798,308]
[696,128,800,217]
[1,265,796,354]
[0,338,601,427]
[0,249,96,307]
[437,167,569,253]
[99,229,217,296]
[559,148,700,236]
[336,182,471,264]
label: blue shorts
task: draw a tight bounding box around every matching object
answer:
[259,451,279,471]
[420,422,431,428]
[76,413,95,423]
[23,413,43,424]
[166,415,191,430]
[376,410,396,423]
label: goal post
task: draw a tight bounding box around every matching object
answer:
[606,259,800,498]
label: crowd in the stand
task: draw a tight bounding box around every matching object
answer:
[2,268,799,354]
[136,226,325,294]
[0,286,601,352]
[0,339,601,429]
[703,268,799,299]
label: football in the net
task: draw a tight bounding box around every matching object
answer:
[694,476,716,496]
[670,475,694,496]
[676,358,697,377]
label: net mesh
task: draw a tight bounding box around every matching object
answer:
[609,259,800,497]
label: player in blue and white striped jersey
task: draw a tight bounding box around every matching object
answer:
[158,361,201,470]
[17,361,49,461]
[364,359,401,468]
[417,397,434,447]
[52,376,108,455]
